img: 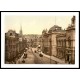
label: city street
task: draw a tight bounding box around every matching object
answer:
[15,47,65,64]
[5,16,75,65]
[16,47,35,64]
[32,48,65,64]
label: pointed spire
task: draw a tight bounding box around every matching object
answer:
[46,28,47,33]
[20,24,23,36]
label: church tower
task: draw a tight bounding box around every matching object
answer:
[19,25,23,42]
[20,24,23,36]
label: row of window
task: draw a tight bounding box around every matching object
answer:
[57,39,66,47]
[57,39,72,47]
[7,45,16,49]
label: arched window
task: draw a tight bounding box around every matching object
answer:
[62,40,63,47]
[60,40,61,46]
[68,37,71,47]
[10,33,12,36]
[64,39,66,47]
[58,40,59,46]
[59,40,60,46]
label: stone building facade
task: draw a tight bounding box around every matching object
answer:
[56,16,75,64]
[41,16,75,64]
[65,16,75,64]
[56,33,66,59]
[41,30,50,55]
[41,25,65,56]
[5,27,27,62]
[5,30,19,62]
[23,34,41,47]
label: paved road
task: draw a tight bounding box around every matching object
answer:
[32,48,56,64]
[16,47,65,64]
[16,47,35,64]
[32,48,65,64]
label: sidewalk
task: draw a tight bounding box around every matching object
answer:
[32,48,65,64]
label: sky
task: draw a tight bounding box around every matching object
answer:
[5,16,73,34]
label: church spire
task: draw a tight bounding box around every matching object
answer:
[20,24,23,36]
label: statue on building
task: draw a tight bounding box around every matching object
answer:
[71,16,75,27]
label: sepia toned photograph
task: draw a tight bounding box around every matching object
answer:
[1,12,79,68]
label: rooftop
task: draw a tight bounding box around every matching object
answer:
[48,25,64,33]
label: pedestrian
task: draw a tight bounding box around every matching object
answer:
[34,50,36,53]
[22,59,25,63]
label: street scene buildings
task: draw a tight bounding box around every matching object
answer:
[5,15,75,64]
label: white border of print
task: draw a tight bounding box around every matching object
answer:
[1,12,79,68]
